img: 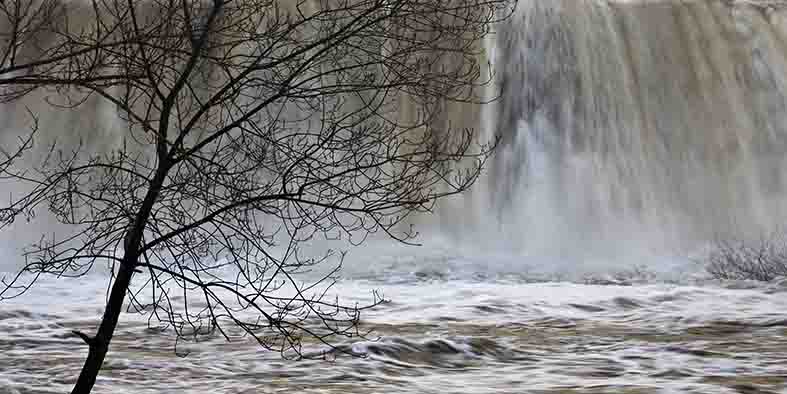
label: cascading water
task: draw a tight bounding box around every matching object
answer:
[4,0,787,271]
[461,0,787,263]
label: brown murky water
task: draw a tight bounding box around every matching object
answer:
[3,272,787,394]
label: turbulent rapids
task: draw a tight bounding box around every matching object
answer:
[4,275,787,393]
[3,0,787,393]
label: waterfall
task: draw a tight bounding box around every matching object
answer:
[4,0,787,269]
[462,0,787,261]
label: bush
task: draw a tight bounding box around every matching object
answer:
[704,232,787,281]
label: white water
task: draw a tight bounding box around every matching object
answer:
[4,0,787,393]
[2,252,787,393]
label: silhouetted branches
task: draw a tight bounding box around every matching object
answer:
[704,232,787,281]
[0,1,515,392]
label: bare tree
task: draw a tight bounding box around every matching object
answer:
[0,0,514,393]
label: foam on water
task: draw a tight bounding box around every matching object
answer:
[2,267,787,393]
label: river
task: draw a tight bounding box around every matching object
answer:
[2,240,787,393]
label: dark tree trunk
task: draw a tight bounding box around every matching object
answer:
[70,167,169,393]
[70,255,136,394]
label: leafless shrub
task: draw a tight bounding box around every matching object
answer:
[703,232,787,281]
